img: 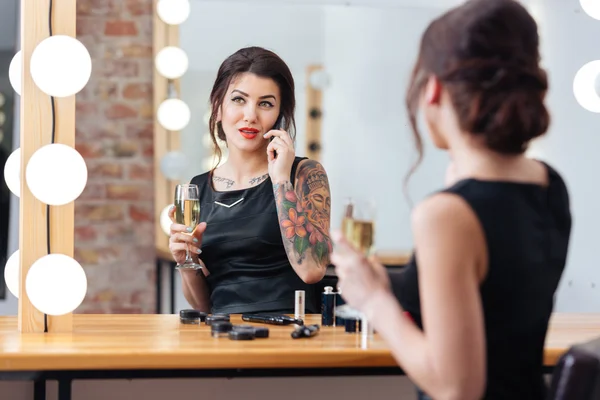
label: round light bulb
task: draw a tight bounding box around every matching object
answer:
[30,35,92,97]
[160,204,173,235]
[9,50,21,96]
[26,144,88,205]
[580,0,600,20]
[157,0,190,25]
[573,60,600,113]
[155,46,189,79]
[309,70,331,90]
[4,148,21,198]
[26,254,87,316]
[160,151,189,180]
[4,250,20,298]
[157,98,191,131]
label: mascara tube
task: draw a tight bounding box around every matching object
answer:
[321,286,335,326]
[295,290,305,321]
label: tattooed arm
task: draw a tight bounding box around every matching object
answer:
[272,160,332,284]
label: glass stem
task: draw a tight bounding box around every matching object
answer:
[185,243,192,263]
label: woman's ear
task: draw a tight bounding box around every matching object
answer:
[424,75,442,105]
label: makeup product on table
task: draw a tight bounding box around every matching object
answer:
[205,313,230,325]
[233,325,270,338]
[291,324,320,339]
[295,290,305,321]
[335,287,345,327]
[321,286,335,326]
[241,314,303,326]
[179,309,206,325]
[211,321,233,338]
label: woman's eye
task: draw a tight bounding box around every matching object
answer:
[260,101,273,108]
[232,97,244,103]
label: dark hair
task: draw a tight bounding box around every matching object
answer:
[207,46,297,168]
[405,0,550,184]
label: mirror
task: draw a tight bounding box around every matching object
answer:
[1,0,599,316]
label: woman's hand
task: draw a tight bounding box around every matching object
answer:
[168,205,206,265]
[331,230,392,313]
[264,129,295,184]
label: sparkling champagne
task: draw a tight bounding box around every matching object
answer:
[175,199,201,231]
[342,217,374,255]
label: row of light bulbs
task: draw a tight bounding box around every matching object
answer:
[574,1,600,113]
[3,34,92,316]
[155,0,193,237]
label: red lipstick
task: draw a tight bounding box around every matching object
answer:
[239,127,259,139]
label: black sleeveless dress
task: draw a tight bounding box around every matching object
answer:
[397,161,571,400]
[190,156,319,314]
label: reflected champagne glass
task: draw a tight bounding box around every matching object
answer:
[341,197,376,257]
[174,184,202,270]
[338,197,377,339]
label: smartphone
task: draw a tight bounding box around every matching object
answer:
[269,114,285,159]
[241,313,303,326]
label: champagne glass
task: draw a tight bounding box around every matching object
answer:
[338,197,377,340]
[341,197,376,256]
[174,184,202,270]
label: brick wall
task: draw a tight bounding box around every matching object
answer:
[74,0,156,314]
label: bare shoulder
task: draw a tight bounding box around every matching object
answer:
[412,192,486,276]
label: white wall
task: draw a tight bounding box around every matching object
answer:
[179,1,325,184]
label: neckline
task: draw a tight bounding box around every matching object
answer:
[449,159,554,190]
[208,170,272,196]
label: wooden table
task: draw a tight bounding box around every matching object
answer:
[0,313,599,400]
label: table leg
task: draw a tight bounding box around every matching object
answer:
[58,379,71,400]
[155,258,162,314]
[169,262,175,314]
[33,379,45,400]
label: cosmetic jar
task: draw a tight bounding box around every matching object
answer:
[205,313,231,325]
[211,321,233,338]
[228,328,255,341]
[233,324,270,338]
[179,309,205,325]
[344,318,362,333]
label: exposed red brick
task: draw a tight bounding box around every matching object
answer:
[104,20,138,36]
[75,226,98,242]
[129,205,153,221]
[77,0,122,16]
[75,142,104,158]
[105,104,137,119]
[128,163,153,180]
[125,122,153,139]
[125,0,153,15]
[76,204,124,221]
[75,0,156,315]
[87,162,123,178]
[106,184,153,200]
[123,82,151,99]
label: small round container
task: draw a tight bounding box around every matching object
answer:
[232,325,269,339]
[344,318,362,333]
[179,309,202,325]
[205,314,231,326]
[211,321,233,338]
[228,329,255,341]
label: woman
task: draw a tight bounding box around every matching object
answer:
[332,1,571,400]
[168,46,332,315]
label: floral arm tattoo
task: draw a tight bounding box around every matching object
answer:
[273,160,332,267]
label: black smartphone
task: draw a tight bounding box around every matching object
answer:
[269,114,285,159]
[241,313,303,326]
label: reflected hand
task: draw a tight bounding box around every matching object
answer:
[168,205,206,265]
[264,129,295,184]
[331,230,391,313]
